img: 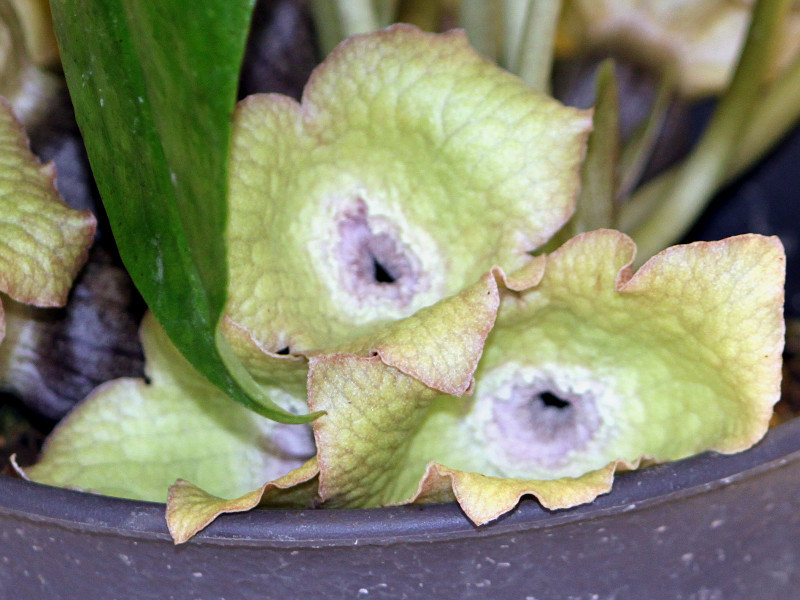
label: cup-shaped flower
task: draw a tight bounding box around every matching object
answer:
[308,231,785,523]
[24,312,316,504]
[163,230,783,541]
[223,24,590,368]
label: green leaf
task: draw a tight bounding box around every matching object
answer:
[48,0,314,423]
[554,58,618,245]
[575,59,618,231]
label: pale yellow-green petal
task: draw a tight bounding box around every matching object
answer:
[307,230,784,523]
[26,312,314,502]
[309,271,503,507]
[166,458,319,545]
[0,96,94,308]
[416,232,784,483]
[408,461,620,525]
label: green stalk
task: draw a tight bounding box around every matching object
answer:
[336,0,380,37]
[459,0,502,61]
[373,0,399,27]
[628,0,789,261]
[309,0,379,56]
[619,53,800,235]
[732,52,800,175]
[308,0,344,56]
[616,68,676,200]
[513,0,561,93]
[397,0,441,31]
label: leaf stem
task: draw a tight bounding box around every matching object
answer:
[502,0,528,70]
[628,0,789,261]
[308,0,344,56]
[373,0,399,28]
[732,52,800,175]
[336,0,380,38]
[616,67,676,200]
[459,0,501,61]
[397,0,441,31]
[513,0,561,93]
[619,52,800,235]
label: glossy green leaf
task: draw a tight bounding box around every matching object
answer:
[48,0,314,422]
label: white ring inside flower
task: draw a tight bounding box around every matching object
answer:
[311,195,445,324]
[469,363,616,479]
[336,200,424,305]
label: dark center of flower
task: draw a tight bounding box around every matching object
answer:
[474,372,605,474]
[536,391,571,410]
[372,256,396,284]
[336,200,422,306]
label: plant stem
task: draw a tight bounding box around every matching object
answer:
[502,0,528,70]
[513,0,561,93]
[619,53,800,235]
[308,0,344,56]
[459,0,501,61]
[616,67,676,200]
[336,0,380,37]
[627,0,789,261]
[309,0,380,56]
[397,0,441,31]
[373,0,399,28]
[617,52,800,237]
[732,52,800,175]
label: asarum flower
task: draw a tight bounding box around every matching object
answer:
[307,231,784,524]
[223,24,589,356]
[24,26,589,534]
[556,0,800,97]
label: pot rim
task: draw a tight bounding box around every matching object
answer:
[2,417,800,547]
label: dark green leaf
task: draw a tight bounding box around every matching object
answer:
[49,0,317,423]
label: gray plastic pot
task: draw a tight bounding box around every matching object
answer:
[2,416,800,599]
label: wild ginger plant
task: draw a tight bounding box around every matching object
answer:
[2,1,793,544]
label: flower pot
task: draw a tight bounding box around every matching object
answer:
[2,415,800,599]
